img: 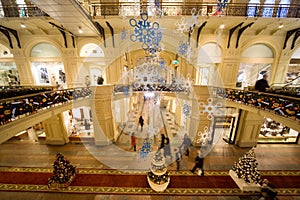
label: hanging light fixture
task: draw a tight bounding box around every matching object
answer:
[78,26,83,34]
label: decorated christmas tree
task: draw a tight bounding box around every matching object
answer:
[147,150,170,192]
[232,148,261,184]
[48,153,76,189]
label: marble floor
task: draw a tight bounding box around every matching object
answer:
[0,98,300,199]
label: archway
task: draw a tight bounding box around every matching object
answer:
[0,43,19,86]
[30,42,65,87]
[237,43,274,89]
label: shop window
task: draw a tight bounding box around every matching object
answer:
[259,118,299,143]
[0,63,20,86]
[31,62,65,85]
[262,0,275,17]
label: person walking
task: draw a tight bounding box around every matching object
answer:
[159,133,166,149]
[164,137,172,160]
[131,133,136,151]
[180,134,192,156]
[190,149,204,176]
[138,116,144,131]
[175,148,182,171]
[255,74,270,92]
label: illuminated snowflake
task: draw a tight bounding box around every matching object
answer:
[196,126,212,145]
[139,139,152,161]
[175,17,189,33]
[186,8,200,33]
[199,98,223,120]
[183,103,191,117]
[129,12,162,50]
[178,41,191,57]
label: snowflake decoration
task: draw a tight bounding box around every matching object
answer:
[186,8,200,34]
[175,17,189,33]
[148,4,163,18]
[183,103,191,117]
[178,41,191,57]
[199,98,223,120]
[139,139,151,161]
[196,126,212,145]
[121,28,127,40]
[129,12,162,51]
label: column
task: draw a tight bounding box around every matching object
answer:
[11,49,34,86]
[90,85,115,145]
[235,110,264,147]
[271,49,291,84]
[218,49,241,88]
[43,113,69,145]
[62,48,81,88]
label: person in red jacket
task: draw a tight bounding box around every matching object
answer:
[131,133,136,151]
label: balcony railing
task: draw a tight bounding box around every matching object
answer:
[0,87,91,126]
[0,2,299,19]
[90,2,300,18]
[214,87,300,121]
[0,4,48,18]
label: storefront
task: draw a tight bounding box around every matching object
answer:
[30,43,66,87]
[258,117,300,144]
[0,44,20,86]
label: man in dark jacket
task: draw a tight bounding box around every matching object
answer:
[255,74,270,92]
[190,149,204,176]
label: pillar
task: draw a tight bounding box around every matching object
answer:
[235,110,264,147]
[43,113,69,145]
[271,49,291,84]
[11,49,34,86]
[90,85,114,146]
[218,49,241,88]
[62,48,81,88]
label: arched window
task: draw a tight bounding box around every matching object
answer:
[196,43,222,85]
[247,0,260,17]
[30,43,65,86]
[79,43,104,57]
[237,44,274,88]
[277,0,290,18]
[262,0,275,17]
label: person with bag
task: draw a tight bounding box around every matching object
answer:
[190,149,204,176]
[131,133,136,151]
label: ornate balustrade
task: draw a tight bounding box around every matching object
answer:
[1,2,298,18]
[0,87,91,125]
[90,2,299,18]
[214,87,300,121]
[0,4,48,18]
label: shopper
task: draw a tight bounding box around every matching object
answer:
[97,75,104,85]
[175,148,182,171]
[138,115,144,131]
[190,149,204,176]
[255,74,270,92]
[131,133,136,151]
[180,133,192,156]
[260,179,278,200]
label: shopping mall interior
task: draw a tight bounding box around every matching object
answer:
[0,0,300,199]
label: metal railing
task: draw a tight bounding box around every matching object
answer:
[0,4,48,18]
[0,2,299,19]
[89,2,300,18]
[0,87,91,126]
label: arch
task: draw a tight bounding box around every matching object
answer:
[242,43,274,58]
[80,43,104,57]
[23,37,63,58]
[30,42,61,57]
[291,46,300,59]
[197,42,222,64]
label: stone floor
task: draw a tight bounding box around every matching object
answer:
[0,98,300,199]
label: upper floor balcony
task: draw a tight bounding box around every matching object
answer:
[0,2,299,19]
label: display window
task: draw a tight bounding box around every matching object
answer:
[31,62,65,86]
[258,117,299,143]
[0,63,20,86]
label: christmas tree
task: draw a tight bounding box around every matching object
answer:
[48,153,76,189]
[232,148,261,184]
[147,150,170,192]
